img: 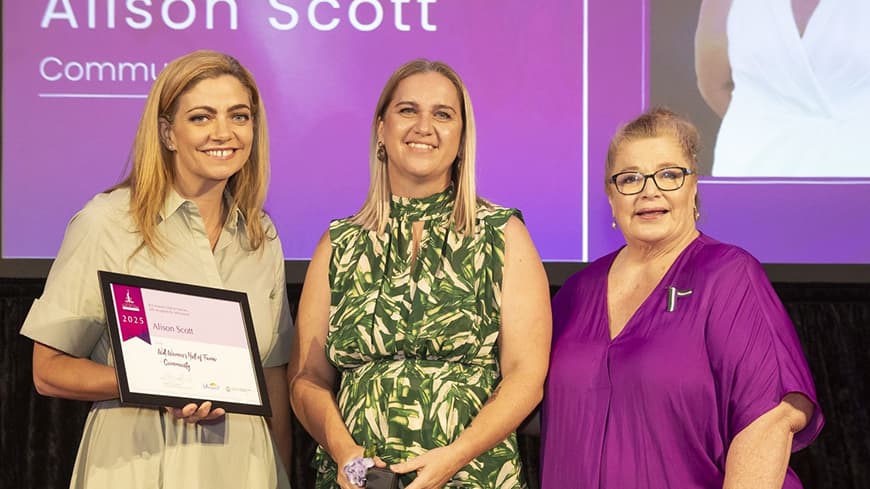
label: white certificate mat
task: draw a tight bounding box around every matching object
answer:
[99,271,271,416]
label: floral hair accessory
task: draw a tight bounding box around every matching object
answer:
[343,449,375,487]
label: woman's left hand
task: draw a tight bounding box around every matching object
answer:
[390,446,466,489]
[165,401,226,423]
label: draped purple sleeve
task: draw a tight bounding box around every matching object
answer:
[705,250,824,451]
[540,272,581,461]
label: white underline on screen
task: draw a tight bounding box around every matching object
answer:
[699,179,870,185]
[38,93,147,99]
[582,0,589,262]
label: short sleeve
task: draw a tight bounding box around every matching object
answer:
[479,206,522,228]
[261,233,294,368]
[706,253,824,451]
[478,206,522,312]
[19,200,111,358]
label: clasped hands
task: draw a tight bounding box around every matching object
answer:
[164,401,225,423]
[340,445,466,489]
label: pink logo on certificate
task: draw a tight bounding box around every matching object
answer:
[112,284,151,344]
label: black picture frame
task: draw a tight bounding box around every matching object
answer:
[98,271,272,417]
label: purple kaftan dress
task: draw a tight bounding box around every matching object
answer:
[541,234,823,488]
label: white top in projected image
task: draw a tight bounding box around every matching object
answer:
[703,0,870,178]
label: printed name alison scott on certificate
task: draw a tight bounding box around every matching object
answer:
[100,272,270,415]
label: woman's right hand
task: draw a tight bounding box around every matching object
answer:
[336,446,366,489]
[292,232,390,487]
[292,231,381,486]
[336,446,388,489]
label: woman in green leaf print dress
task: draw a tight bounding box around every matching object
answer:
[289,59,552,489]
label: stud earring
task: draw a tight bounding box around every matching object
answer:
[693,206,700,221]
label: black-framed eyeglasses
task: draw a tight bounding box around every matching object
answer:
[609,166,694,195]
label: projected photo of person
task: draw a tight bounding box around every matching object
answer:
[695,0,870,177]
[541,108,824,488]
[289,59,551,489]
[19,50,294,488]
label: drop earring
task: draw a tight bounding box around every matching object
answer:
[376,142,387,163]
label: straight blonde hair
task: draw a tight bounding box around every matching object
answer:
[351,59,480,235]
[111,50,271,254]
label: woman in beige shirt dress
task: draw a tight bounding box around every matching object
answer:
[19,50,293,489]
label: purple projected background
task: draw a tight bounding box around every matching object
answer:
[4,1,867,269]
[3,0,593,261]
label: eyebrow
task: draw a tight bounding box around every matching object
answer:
[614,162,685,172]
[185,103,252,114]
[394,100,458,113]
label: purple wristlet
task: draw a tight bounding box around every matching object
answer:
[343,456,375,487]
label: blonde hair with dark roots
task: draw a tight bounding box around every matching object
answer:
[113,50,271,254]
[605,107,701,210]
[351,59,481,235]
[605,107,701,181]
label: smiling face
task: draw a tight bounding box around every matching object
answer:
[608,135,698,249]
[377,72,463,197]
[160,74,254,196]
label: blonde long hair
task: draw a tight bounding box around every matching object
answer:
[351,59,480,234]
[113,50,271,254]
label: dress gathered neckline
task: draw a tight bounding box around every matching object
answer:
[389,186,454,221]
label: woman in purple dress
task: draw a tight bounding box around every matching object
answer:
[541,108,824,488]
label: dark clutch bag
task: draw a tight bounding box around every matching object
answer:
[365,467,399,489]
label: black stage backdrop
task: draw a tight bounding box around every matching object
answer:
[1,278,868,489]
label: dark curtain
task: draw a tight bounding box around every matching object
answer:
[780,283,870,488]
[2,278,868,489]
[1,279,91,489]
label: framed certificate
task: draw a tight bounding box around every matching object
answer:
[99,271,272,417]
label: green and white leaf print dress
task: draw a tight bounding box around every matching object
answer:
[314,188,527,489]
